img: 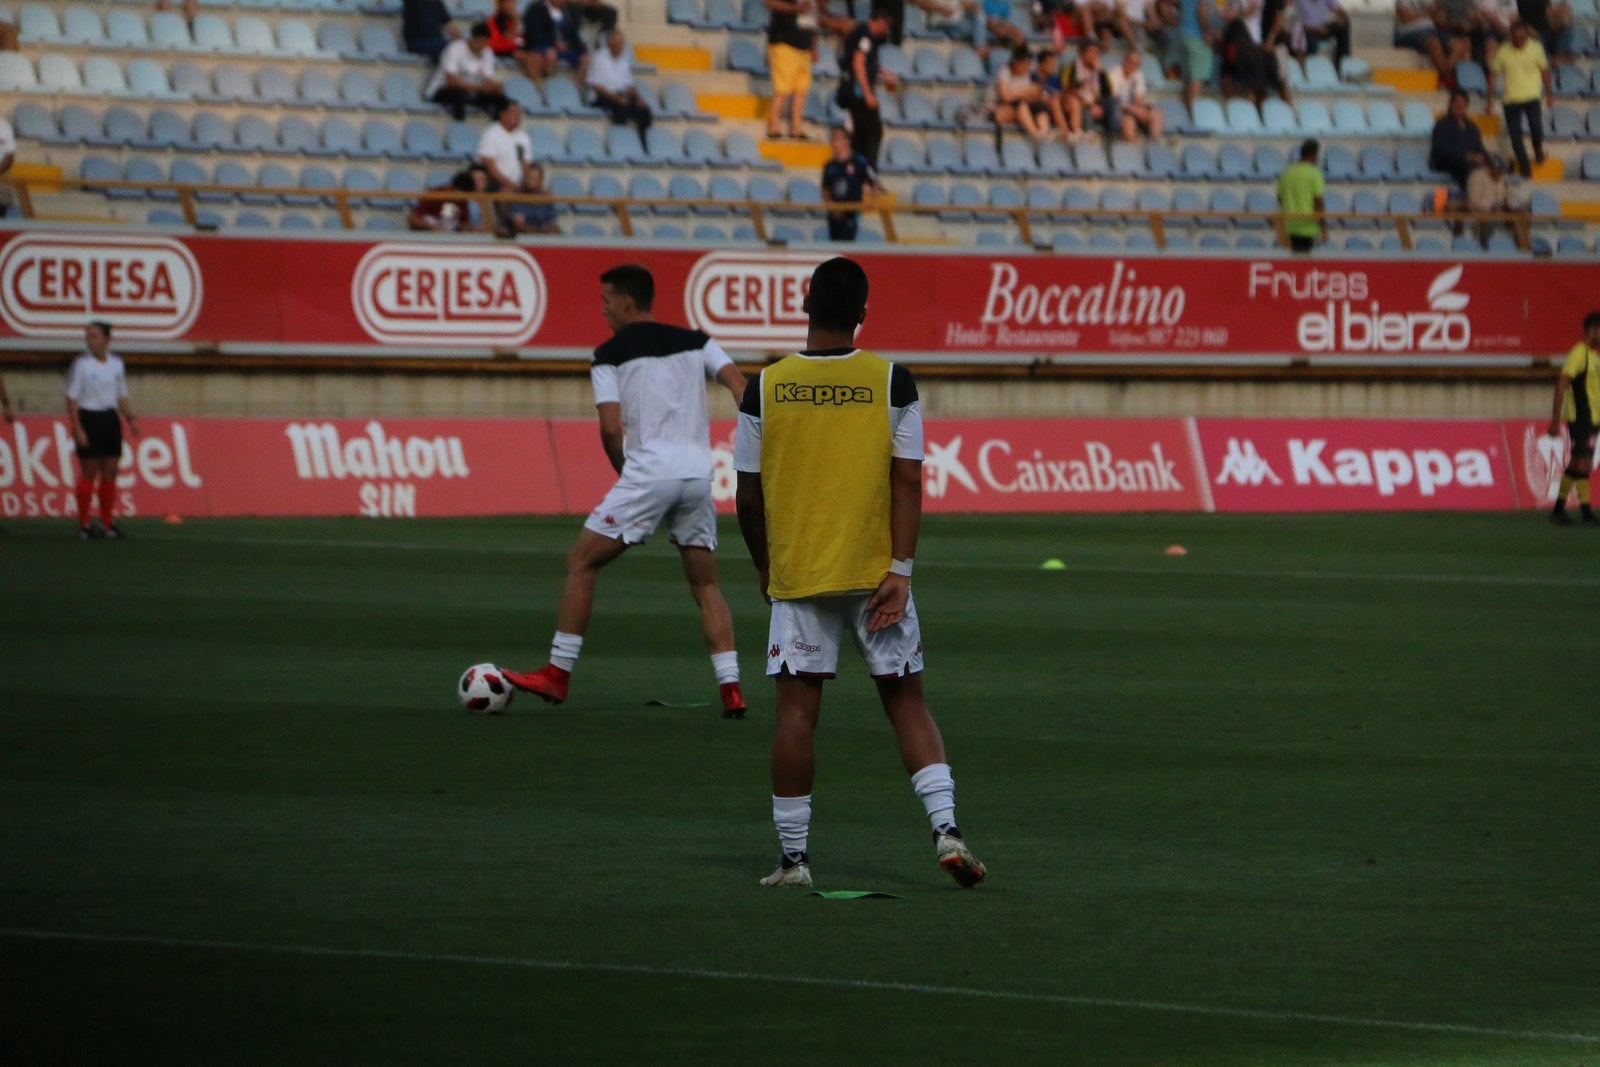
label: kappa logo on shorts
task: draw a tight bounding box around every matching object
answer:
[769,643,781,658]
[603,514,616,526]
[792,639,821,653]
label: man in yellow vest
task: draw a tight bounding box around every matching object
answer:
[733,256,987,889]
[1546,311,1600,525]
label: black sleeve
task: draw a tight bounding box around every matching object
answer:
[889,363,917,408]
[739,371,763,416]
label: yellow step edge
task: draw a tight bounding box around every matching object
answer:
[696,92,764,120]
[1470,113,1501,137]
[1372,68,1439,93]
[1560,200,1600,219]
[12,161,63,193]
[633,44,711,71]
[1531,157,1565,181]
[759,140,831,168]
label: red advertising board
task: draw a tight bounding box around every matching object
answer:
[1195,418,1518,512]
[0,416,565,519]
[0,229,1588,360]
[0,414,1553,520]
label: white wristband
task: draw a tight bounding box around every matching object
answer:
[889,558,913,578]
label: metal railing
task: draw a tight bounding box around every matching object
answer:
[9,175,1547,252]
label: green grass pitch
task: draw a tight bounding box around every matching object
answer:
[1,512,1596,1065]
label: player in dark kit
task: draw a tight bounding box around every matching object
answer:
[820,126,882,242]
[1546,311,1600,525]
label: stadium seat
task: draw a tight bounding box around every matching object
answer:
[1347,188,1384,228]
[56,105,108,147]
[1393,143,1431,181]
[1243,187,1278,228]
[11,102,55,141]
[1557,233,1593,255]
[661,82,714,121]
[84,56,129,96]
[17,3,61,44]
[147,208,185,226]
[1158,98,1193,136]
[1366,101,1404,137]
[922,134,962,174]
[251,161,297,205]
[1124,230,1158,251]
[319,20,360,58]
[1582,148,1600,179]
[606,124,649,165]
[374,168,422,209]
[401,119,445,160]
[170,158,209,194]
[300,68,341,108]
[357,23,408,61]
[1302,55,1343,91]
[565,125,607,165]
[1000,138,1041,176]
[1225,98,1264,135]
[1253,143,1287,179]
[1109,141,1147,177]
[1088,230,1120,249]
[726,130,779,169]
[1400,99,1436,135]
[310,116,361,157]
[341,165,382,206]
[902,90,939,128]
[234,15,277,55]
[727,36,765,74]
[1146,142,1180,178]
[1331,100,1368,134]
[683,128,723,166]
[191,14,234,52]
[628,173,670,215]
[38,55,83,94]
[642,126,686,166]
[201,160,251,203]
[1202,187,1243,228]
[1323,144,1359,180]
[359,117,402,157]
[123,157,167,201]
[1455,60,1487,96]
[1217,141,1252,179]
[544,77,591,116]
[1261,98,1298,135]
[1359,145,1397,181]
[1179,144,1218,180]
[277,18,322,57]
[150,11,192,49]
[234,210,273,229]
[103,106,146,146]
[128,58,182,100]
[941,180,982,222]
[277,114,319,153]
[235,113,278,152]
[1190,98,1227,134]
[1295,99,1334,136]
[106,10,150,49]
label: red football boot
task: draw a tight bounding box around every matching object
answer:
[503,664,570,704]
[719,681,746,720]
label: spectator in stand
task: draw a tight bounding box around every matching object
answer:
[1290,0,1351,72]
[993,46,1059,139]
[1434,0,1482,62]
[1466,152,1524,245]
[503,162,562,235]
[1394,0,1469,86]
[1146,0,1181,75]
[1220,9,1291,104]
[427,22,511,120]
[1477,0,1518,65]
[520,0,590,83]
[477,102,535,192]
[1082,0,1133,44]
[0,114,14,219]
[588,30,654,147]
[403,0,459,62]
[821,125,883,241]
[487,0,524,56]
[574,0,620,42]
[1065,39,1116,137]
[1277,138,1326,252]
[1430,88,1487,189]
[1487,18,1552,177]
[409,165,490,231]
[1518,0,1576,61]
[836,5,898,167]
[969,0,1028,57]
[1109,47,1163,138]
[765,0,818,140]
[154,0,197,27]
[1176,0,1215,109]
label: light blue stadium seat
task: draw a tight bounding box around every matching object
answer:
[358,23,408,61]
[261,66,302,105]
[543,77,590,115]
[1455,60,1487,96]
[1088,230,1120,249]
[1225,98,1264,135]
[1243,187,1277,228]
[785,177,822,211]
[1400,99,1436,135]
[963,135,1002,176]
[1124,230,1158,250]
[534,124,572,165]
[235,113,278,152]
[693,222,729,242]
[57,105,107,146]
[1323,144,1358,180]
[1331,99,1368,134]
[1051,230,1085,251]
[1134,186,1171,214]
[566,125,607,164]
[1393,143,1430,181]
[356,117,399,158]
[310,116,361,156]
[320,20,360,57]
[1190,98,1226,134]
[299,164,340,206]
[661,81,714,121]
[1261,97,1298,135]
[1347,188,1384,228]
[203,160,253,202]
[277,114,319,153]
[1197,232,1230,249]
[1487,232,1521,253]
[12,102,55,140]
[39,54,83,93]
[1366,100,1404,137]
[727,36,765,73]
[1233,233,1269,249]
[1000,138,1040,176]
[1025,182,1060,210]
[128,58,182,99]
[667,0,698,22]
[902,89,939,127]
[1555,63,1588,97]
[381,71,430,112]
[1146,141,1179,179]
[150,11,192,49]
[1072,140,1110,177]
[342,165,382,205]
[1551,104,1585,138]
[974,228,1014,246]
[191,13,234,51]
[170,158,209,193]
[170,60,210,99]
[1109,141,1147,177]
[912,46,950,81]
[1359,144,1397,180]
[746,174,782,205]
[234,210,273,229]
[84,56,129,96]
[234,15,276,54]
[17,3,61,43]
[1302,55,1342,91]
[650,221,687,239]
[1061,185,1095,220]
[300,68,341,108]
[683,128,723,166]
[1037,140,1072,175]
[443,120,478,159]
[1158,98,1192,137]
[148,207,185,226]
[64,8,107,47]
[123,157,168,200]
[606,124,649,165]
[401,119,444,160]
[629,173,670,214]
[702,0,739,27]
[666,173,706,215]
[277,18,322,57]
[374,168,422,209]
[922,134,961,174]
[107,10,150,48]
[103,106,146,146]
[1100,186,1134,223]
[1216,141,1251,179]
[1201,187,1242,228]
[1179,144,1217,180]
[339,70,382,109]
[253,161,301,205]
[1252,143,1286,178]
[1557,234,1592,255]
[726,130,779,169]
[1414,235,1446,252]
[769,222,806,243]
[1295,99,1333,136]
[1169,186,1205,228]
[941,180,982,222]
[701,173,743,214]
[363,214,406,231]
[881,135,922,175]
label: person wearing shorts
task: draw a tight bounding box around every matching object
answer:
[766,0,817,139]
[1177,0,1214,108]
[734,256,987,891]
[504,265,749,716]
[65,321,138,539]
[1546,311,1600,525]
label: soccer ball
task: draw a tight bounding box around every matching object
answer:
[458,663,513,714]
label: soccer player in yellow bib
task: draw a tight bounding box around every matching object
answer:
[1546,311,1600,525]
[733,257,987,889]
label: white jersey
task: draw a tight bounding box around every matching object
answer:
[426,38,500,97]
[65,353,128,411]
[590,321,733,482]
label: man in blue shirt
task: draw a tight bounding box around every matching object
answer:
[820,125,883,241]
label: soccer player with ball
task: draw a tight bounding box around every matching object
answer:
[734,257,987,889]
[504,264,750,717]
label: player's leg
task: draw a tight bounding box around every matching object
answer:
[668,479,744,717]
[1553,424,1596,524]
[759,599,842,887]
[859,596,987,887]
[505,527,630,701]
[93,454,124,537]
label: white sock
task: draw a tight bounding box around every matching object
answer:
[710,650,740,685]
[772,794,811,859]
[549,631,583,672]
[910,762,957,834]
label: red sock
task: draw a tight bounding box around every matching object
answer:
[75,478,94,527]
[96,478,117,527]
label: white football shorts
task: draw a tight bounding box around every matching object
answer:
[583,477,718,548]
[765,592,925,679]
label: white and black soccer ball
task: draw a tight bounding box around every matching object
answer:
[458,663,513,714]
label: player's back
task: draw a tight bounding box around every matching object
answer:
[593,322,720,481]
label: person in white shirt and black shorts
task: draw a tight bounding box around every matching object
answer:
[65,321,138,539]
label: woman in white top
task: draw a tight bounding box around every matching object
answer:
[65,321,138,539]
